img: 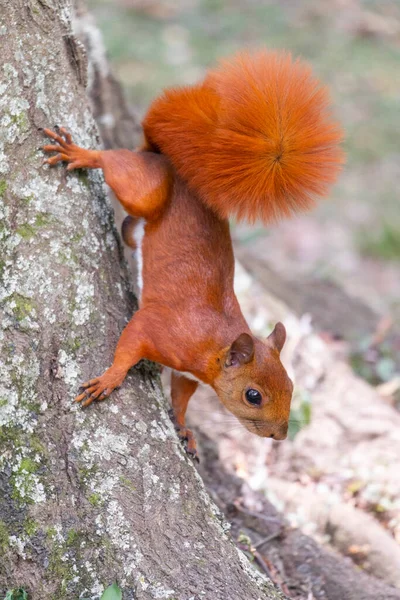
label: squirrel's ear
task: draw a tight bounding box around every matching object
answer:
[225,333,254,367]
[266,322,286,353]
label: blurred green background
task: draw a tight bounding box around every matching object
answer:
[88,0,400,383]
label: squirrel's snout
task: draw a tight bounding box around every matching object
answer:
[241,419,289,440]
[272,423,288,441]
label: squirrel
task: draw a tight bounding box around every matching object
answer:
[43,50,343,459]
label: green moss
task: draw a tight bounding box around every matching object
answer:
[0,430,48,507]
[0,179,7,197]
[19,457,38,474]
[11,458,41,506]
[119,475,136,491]
[10,111,28,131]
[0,520,9,550]
[47,543,71,595]
[78,462,99,487]
[16,213,52,239]
[0,430,48,510]
[45,527,96,599]
[9,293,35,321]
[71,232,84,244]
[30,435,47,457]
[66,529,78,545]
[21,194,34,205]
[34,212,51,227]
[46,526,57,539]
[88,492,102,506]
[24,517,38,537]
[8,370,40,414]
[0,424,22,449]
[16,223,35,239]
[66,336,81,354]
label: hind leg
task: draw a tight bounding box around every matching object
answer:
[43,127,102,169]
[43,127,172,220]
[121,215,140,250]
[170,372,199,459]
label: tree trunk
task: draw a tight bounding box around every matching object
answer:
[0,2,286,599]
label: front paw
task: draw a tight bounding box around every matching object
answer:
[74,367,127,407]
[175,425,199,463]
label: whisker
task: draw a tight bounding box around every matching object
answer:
[218,425,250,435]
[187,408,233,416]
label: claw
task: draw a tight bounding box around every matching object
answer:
[174,424,199,461]
[74,391,88,403]
[188,450,200,463]
[59,127,72,144]
[43,144,64,153]
[82,394,96,408]
[42,127,99,171]
[80,378,99,389]
[44,153,67,166]
[183,440,199,462]
[43,128,67,147]
[81,396,94,408]
[73,367,126,407]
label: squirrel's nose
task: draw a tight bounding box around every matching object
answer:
[272,423,288,441]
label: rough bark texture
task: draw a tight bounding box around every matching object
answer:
[0,2,286,599]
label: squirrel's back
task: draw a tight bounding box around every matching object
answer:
[142,50,344,223]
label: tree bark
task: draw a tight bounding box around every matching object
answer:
[0,2,286,599]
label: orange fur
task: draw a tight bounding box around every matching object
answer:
[143,50,344,223]
[42,51,343,460]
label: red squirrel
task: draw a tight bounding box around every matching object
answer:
[43,51,343,458]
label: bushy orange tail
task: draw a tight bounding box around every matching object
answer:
[143,50,344,223]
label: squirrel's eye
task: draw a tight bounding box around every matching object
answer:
[245,388,262,406]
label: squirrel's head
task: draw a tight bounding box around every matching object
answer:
[213,323,293,440]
